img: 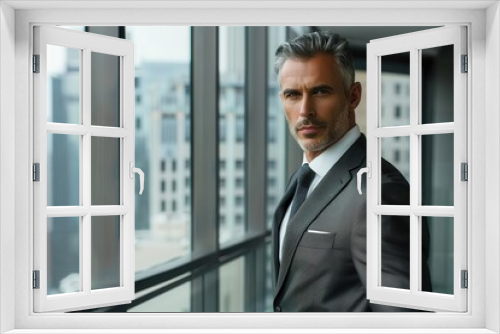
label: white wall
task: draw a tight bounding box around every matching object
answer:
[0,2,16,333]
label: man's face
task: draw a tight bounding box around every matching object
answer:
[279,53,361,161]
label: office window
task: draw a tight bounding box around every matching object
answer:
[267,26,287,230]
[126,26,192,273]
[34,26,135,312]
[219,26,246,245]
[366,26,467,312]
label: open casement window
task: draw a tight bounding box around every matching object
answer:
[33,26,139,312]
[365,26,467,312]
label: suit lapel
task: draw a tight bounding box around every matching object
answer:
[272,175,298,281]
[274,135,366,298]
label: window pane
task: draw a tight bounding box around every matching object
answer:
[125,26,192,273]
[219,257,245,312]
[91,52,120,127]
[422,217,453,295]
[47,44,80,124]
[91,137,120,206]
[47,133,80,206]
[381,136,410,205]
[219,26,246,245]
[48,217,80,295]
[127,282,191,312]
[421,45,454,124]
[380,215,410,290]
[267,26,287,230]
[380,52,410,127]
[421,133,454,206]
[91,216,120,290]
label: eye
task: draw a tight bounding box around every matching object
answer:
[314,88,330,96]
[283,91,299,99]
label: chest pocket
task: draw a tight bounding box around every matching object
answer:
[299,231,336,249]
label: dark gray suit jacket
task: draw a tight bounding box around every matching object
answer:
[272,135,431,312]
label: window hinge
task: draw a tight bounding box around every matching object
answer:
[461,162,468,181]
[33,270,40,289]
[461,270,468,289]
[33,163,40,182]
[461,54,468,73]
[33,54,40,73]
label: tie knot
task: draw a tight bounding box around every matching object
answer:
[297,163,315,188]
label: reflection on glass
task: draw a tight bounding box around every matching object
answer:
[48,217,80,295]
[381,215,410,290]
[47,133,80,206]
[422,134,454,206]
[91,137,120,206]
[381,136,410,196]
[46,44,80,124]
[421,45,454,124]
[91,52,120,127]
[128,282,191,312]
[219,257,245,312]
[219,26,246,245]
[125,26,192,273]
[380,52,410,127]
[267,27,287,230]
[422,217,453,295]
[91,216,120,290]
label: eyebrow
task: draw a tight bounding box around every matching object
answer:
[282,84,334,95]
[282,88,300,95]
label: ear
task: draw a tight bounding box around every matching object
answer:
[349,82,362,110]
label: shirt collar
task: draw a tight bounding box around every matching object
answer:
[302,125,361,178]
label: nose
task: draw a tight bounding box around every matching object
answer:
[299,94,315,118]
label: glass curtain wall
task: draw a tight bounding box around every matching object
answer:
[126,27,192,273]
[218,26,246,245]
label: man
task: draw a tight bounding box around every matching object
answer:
[272,31,431,312]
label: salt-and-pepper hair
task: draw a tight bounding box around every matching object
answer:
[274,31,355,94]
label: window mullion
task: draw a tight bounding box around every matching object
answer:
[245,27,267,237]
[191,27,219,256]
[410,47,419,294]
[82,47,92,294]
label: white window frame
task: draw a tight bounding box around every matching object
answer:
[1,1,499,333]
[366,26,467,312]
[32,25,136,312]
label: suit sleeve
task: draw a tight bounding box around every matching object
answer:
[350,161,422,312]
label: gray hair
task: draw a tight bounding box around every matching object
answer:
[274,31,355,94]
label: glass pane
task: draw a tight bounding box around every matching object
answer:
[46,44,80,124]
[380,215,410,290]
[47,217,80,295]
[381,136,410,205]
[219,256,245,312]
[380,52,410,127]
[91,137,120,206]
[219,26,246,245]
[127,282,191,312]
[421,133,454,206]
[125,26,192,273]
[422,217,453,294]
[267,26,287,230]
[47,133,80,206]
[91,216,120,290]
[91,52,120,127]
[421,45,454,124]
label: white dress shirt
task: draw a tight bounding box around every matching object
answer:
[279,125,361,262]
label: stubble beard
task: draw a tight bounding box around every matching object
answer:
[290,107,351,154]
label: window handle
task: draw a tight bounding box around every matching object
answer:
[357,162,371,195]
[129,162,145,195]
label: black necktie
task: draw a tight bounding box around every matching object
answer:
[289,163,316,219]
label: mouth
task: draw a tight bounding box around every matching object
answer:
[297,125,322,136]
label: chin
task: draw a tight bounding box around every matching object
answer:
[299,139,331,153]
